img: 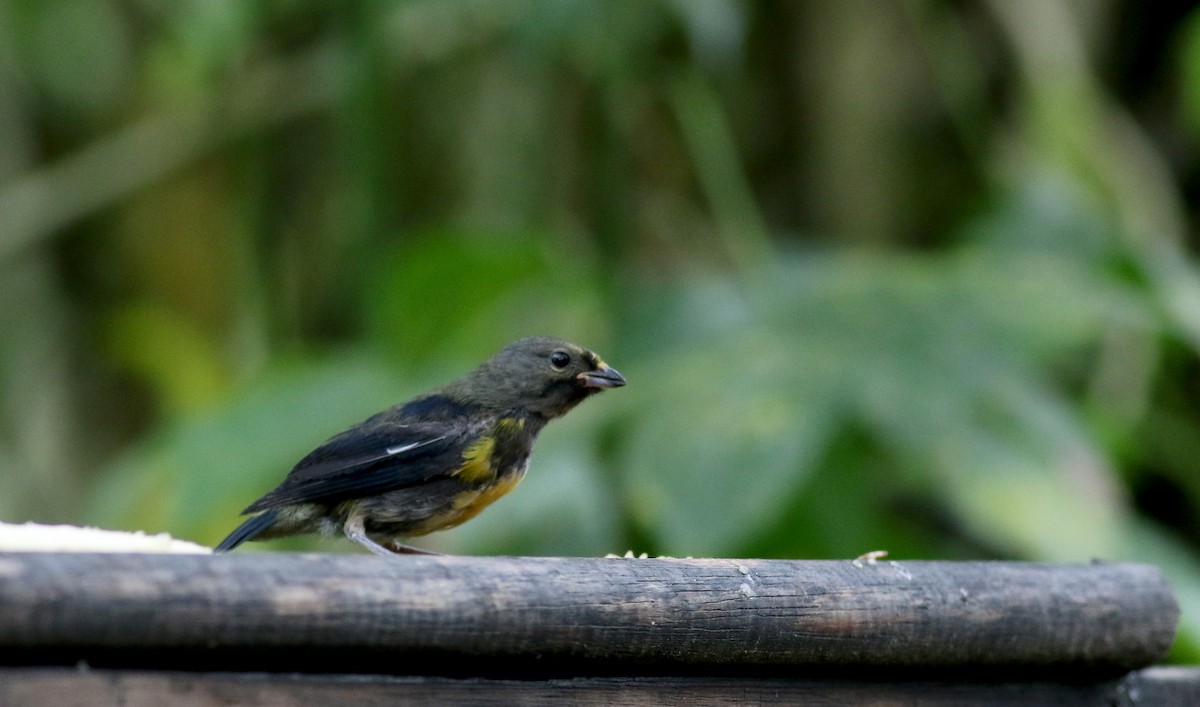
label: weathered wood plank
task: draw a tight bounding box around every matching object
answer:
[1,667,1198,706]
[0,553,1178,675]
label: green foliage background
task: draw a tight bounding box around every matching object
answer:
[4,0,1200,661]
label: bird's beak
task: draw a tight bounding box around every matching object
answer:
[577,365,626,389]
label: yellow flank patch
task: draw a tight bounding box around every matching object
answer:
[496,417,525,433]
[407,470,527,535]
[454,435,496,484]
[448,473,524,526]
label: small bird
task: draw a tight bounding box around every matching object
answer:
[214,337,625,555]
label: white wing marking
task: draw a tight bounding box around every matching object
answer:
[386,435,448,457]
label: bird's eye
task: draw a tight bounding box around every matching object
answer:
[549,351,571,369]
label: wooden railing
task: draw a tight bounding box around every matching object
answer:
[0,553,1196,704]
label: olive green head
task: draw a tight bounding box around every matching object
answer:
[443,336,625,419]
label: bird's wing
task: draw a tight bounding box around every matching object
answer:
[242,420,473,513]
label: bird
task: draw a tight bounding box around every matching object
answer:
[214,337,625,556]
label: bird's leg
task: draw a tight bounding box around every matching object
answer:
[343,512,397,557]
[343,512,443,556]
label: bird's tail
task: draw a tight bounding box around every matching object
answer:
[214,510,278,553]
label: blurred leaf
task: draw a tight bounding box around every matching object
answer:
[621,338,839,553]
[143,0,257,104]
[620,238,1153,558]
[17,0,133,121]
[362,229,609,371]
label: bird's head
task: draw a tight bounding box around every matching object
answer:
[447,336,626,419]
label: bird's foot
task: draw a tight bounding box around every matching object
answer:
[386,541,443,555]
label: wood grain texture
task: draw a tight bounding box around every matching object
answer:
[0,553,1178,675]
[1,667,1198,707]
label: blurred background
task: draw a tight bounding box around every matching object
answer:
[3,0,1200,660]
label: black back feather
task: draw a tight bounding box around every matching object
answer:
[241,404,480,513]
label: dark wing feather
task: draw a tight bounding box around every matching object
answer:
[243,419,473,512]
